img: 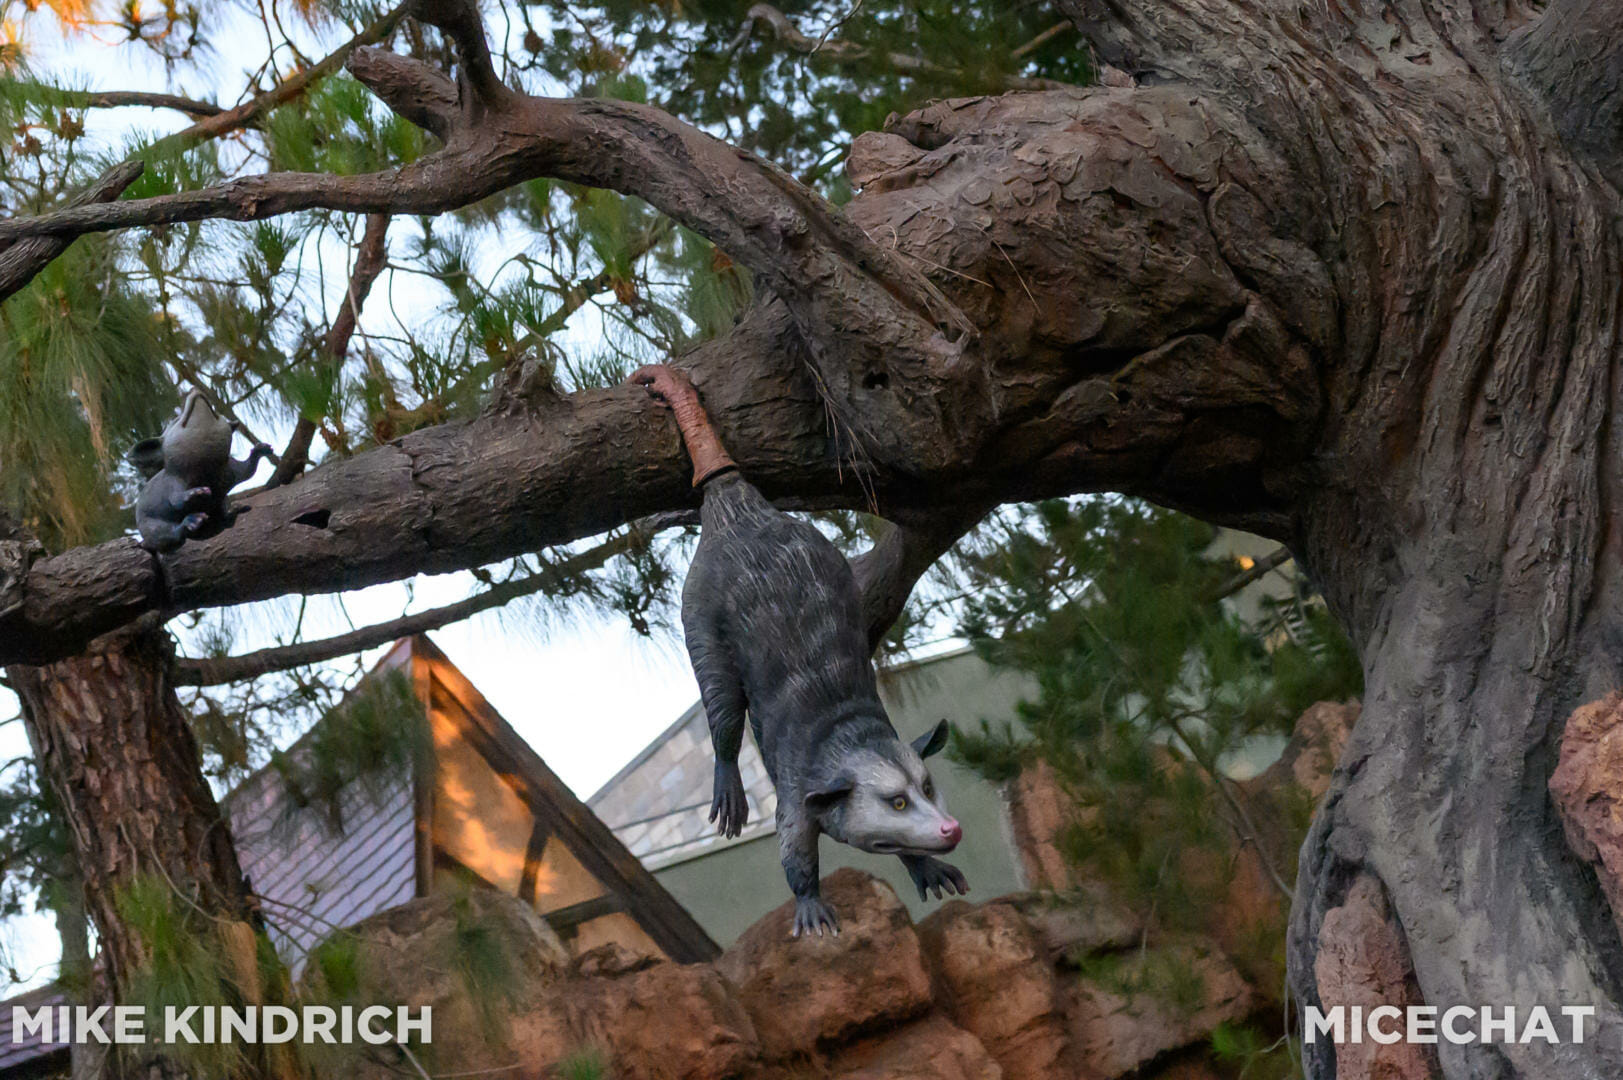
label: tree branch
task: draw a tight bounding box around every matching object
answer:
[0,160,144,302]
[267,213,391,489]
[1209,546,1292,602]
[0,47,1331,666]
[147,3,411,154]
[172,524,650,685]
[852,509,989,652]
[1504,0,1623,177]
[40,89,225,118]
[0,3,976,405]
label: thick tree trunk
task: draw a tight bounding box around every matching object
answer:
[6,625,277,1077]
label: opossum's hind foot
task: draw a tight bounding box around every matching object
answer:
[903,855,969,902]
[791,896,840,938]
[709,762,749,838]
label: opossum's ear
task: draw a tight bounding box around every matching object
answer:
[911,720,950,760]
[804,772,855,813]
[129,438,165,479]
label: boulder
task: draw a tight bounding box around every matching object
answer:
[1004,760,1077,891]
[1550,692,1623,939]
[1313,873,1438,1080]
[302,892,758,1080]
[1000,890,1140,962]
[299,888,574,1078]
[830,1015,1003,1080]
[917,899,1072,1080]
[554,943,759,1080]
[1065,942,1255,1078]
[718,868,934,1059]
[1247,699,1358,802]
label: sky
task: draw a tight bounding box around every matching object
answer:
[0,2,750,988]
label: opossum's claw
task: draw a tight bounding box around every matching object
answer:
[709,763,750,838]
[628,363,690,406]
[791,896,839,939]
[907,856,969,901]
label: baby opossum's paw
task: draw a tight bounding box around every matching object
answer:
[181,512,210,536]
[709,763,749,838]
[791,896,840,938]
[182,486,213,509]
[906,856,969,901]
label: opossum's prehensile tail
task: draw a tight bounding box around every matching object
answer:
[629,365,738,487]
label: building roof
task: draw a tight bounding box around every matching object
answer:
[227,637,421,969]
[410,634,718,962]
[589,644,981,870]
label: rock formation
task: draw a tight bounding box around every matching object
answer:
[302,700,1356,1079]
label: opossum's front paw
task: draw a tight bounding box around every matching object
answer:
[905,856,969,901]
[791,896,839,938]
[709,764,749,838]
[181,486,213,509]
[181,512,210,536]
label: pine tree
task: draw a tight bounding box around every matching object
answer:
[0,2,1085,1073]
[948,499,1362,1077]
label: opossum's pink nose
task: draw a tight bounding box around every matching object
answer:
[941,820,962,845]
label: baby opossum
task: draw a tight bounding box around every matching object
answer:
[631,364,967,937]
[131,389,273,553]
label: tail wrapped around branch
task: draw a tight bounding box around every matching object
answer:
[629,365,738,486]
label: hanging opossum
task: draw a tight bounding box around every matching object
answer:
[130,389,273,553]
[631,364,967,937]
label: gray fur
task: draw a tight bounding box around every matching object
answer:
[132,390,272,553]
[683,472,967,937]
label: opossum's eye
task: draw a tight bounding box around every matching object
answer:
[891,796,909,812]
[923,779,934,800]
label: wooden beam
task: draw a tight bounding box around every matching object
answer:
[517,817,552,905]
[409,636,437,900]
[542,894,623,937]
[415,637,721,963]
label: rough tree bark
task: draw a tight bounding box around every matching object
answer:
[4,624,286,1077]
[1,0,1621,1075]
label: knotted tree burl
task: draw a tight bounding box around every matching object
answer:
[2,0,1621,1075]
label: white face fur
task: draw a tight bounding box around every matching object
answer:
[162,390,232,478]
[831,743,961,856]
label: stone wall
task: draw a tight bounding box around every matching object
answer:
[316,699,1361,1080]
[320,869,1273,1080]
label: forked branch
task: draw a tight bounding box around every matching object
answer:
[0,160,145,302]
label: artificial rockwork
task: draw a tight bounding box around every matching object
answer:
[318,868,1275,1080]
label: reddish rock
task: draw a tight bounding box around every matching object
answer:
[306,894,757,1080]
[1550,692,1623,938]
[718,868,934,1059]
[917,899,1072,1080]
[300,889,574,1078]
[1005,759,1077,891]
[555,943,759,1080]
[1002,890,1140,961]
[1313,873,1438,1080]
[1248,700,1359,801]
[830,1015,1003,1080]
[1065,942,1254,1077]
